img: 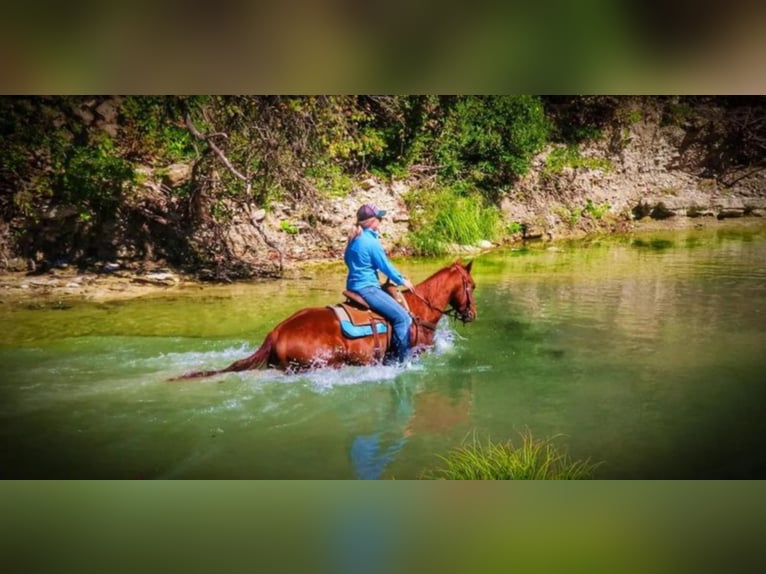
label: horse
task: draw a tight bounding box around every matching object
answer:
[171,260,476,379]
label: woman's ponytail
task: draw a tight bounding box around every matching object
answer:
[347,223,363,245]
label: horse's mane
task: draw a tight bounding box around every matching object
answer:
[415,260,469,291]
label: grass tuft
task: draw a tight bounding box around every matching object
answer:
[405,185,499,256]
[422,429,602,480]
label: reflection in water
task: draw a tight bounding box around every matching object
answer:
[350,380,414,480]
[349,378,474,479]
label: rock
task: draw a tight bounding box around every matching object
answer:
[95,99,119,123]
[5,258,27,272]
[717,209,744,219]
[100,123,119,138]
[359,178,377,190]
[29,279,58,287]
[522,226,545,239]
[650,202,675,220]
[476,240,494,249]
[42,205,79,220]
[716,198,746,210]
[132,272,179,286]
[686,205,715,218]
[251,208,267,222]
[72,104,95,124]
[161,163,192,188]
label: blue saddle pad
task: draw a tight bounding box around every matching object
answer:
[341,320,388,339]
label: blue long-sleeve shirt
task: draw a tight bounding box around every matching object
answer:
[344,228,405,291]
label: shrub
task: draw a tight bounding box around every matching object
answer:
[435,96,549,197]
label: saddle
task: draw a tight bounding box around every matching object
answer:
[326,282,408,361]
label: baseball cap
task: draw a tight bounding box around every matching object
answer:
[356,204,387,222]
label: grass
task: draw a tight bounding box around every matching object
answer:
[422,430,602,480]
[584,199,610,220]
[406,185,499,256]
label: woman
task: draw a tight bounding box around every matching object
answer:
[344,204,415,364]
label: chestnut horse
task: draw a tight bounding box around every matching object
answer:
[171,260,476,379]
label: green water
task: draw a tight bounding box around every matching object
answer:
[1,225,765,478]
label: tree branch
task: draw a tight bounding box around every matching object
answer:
[185,113,249,183]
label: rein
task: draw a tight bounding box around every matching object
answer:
[406,270,474,327]
[406,288,440,331]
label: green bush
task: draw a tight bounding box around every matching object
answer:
[59,134,134,219]
[435,96,549,196]
[121,96,198,162]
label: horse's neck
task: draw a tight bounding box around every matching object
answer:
[404,271,452,323]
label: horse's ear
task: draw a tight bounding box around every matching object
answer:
[465,260,473,274]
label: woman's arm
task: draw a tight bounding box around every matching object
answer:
[370,241,406,286]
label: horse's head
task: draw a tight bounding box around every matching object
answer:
[448,260,477,324]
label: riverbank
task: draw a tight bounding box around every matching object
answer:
[2,216,763,307]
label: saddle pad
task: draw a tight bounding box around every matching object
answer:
[328,303,385,327]
[340,320,388,339]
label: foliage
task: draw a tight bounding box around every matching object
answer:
[182,96,389,205]
[434,96,550,198]
[662,101,696,127]
[544,144,613,177]
[626,109,643,124]
[405,185,499,256]
[120,96,198,163]
[583,199,610,220]
[59,133,134,219]
[0,97,135,261]
[2,95,762,275]
[422,430,601,480]
[542,96,620,143]
[362,95,448,176]
[552,205,579,228]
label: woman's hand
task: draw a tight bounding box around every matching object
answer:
[402,277,415,292]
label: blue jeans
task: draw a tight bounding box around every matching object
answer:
[356,285,412,362]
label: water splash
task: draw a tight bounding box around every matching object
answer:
[166,321,460,390]
[143,342,253,372]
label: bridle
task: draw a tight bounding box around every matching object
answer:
[407,265,476,327]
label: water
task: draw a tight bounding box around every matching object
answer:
[1,225,765,478]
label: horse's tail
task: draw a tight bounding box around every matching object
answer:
[168,332,276,381]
